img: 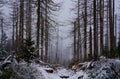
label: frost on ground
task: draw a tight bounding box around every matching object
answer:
[0,56,120,79]
[67,58,120,79]
[80,59,120,79]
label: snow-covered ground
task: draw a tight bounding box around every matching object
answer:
[1,57,120,79]
[29,62,83,79]
[29,59,120,79]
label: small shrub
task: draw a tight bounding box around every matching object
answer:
[21,38,37,62]
[68,59,79,68]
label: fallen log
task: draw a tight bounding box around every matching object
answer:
[44,68,54,73]
[60,76,69,79]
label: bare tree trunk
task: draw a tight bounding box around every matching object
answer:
[114,14,117,48]
[56,26,59,63]
[12,13,15,51]
[89,26,92,60]
[84,0,87,61]
[93,0,98,60]
[74,21,77,61]
[12,2,18,52]
[76,0,81,61]
[109,0,115,58]
[0,18,3,48]
[45,0,49,62]
[26,0,32,38]
[36,0,40,56]
[100,0,104,55]
[19,0,24,57]
[15,6,19,56]
[88,5,93,60]
[105,0,109,57]
[41,13,44,61]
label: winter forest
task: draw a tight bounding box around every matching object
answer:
[0,0,120,79]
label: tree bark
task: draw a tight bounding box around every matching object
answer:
[93,0,98,60]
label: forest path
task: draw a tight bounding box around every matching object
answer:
[31,63,83,79]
